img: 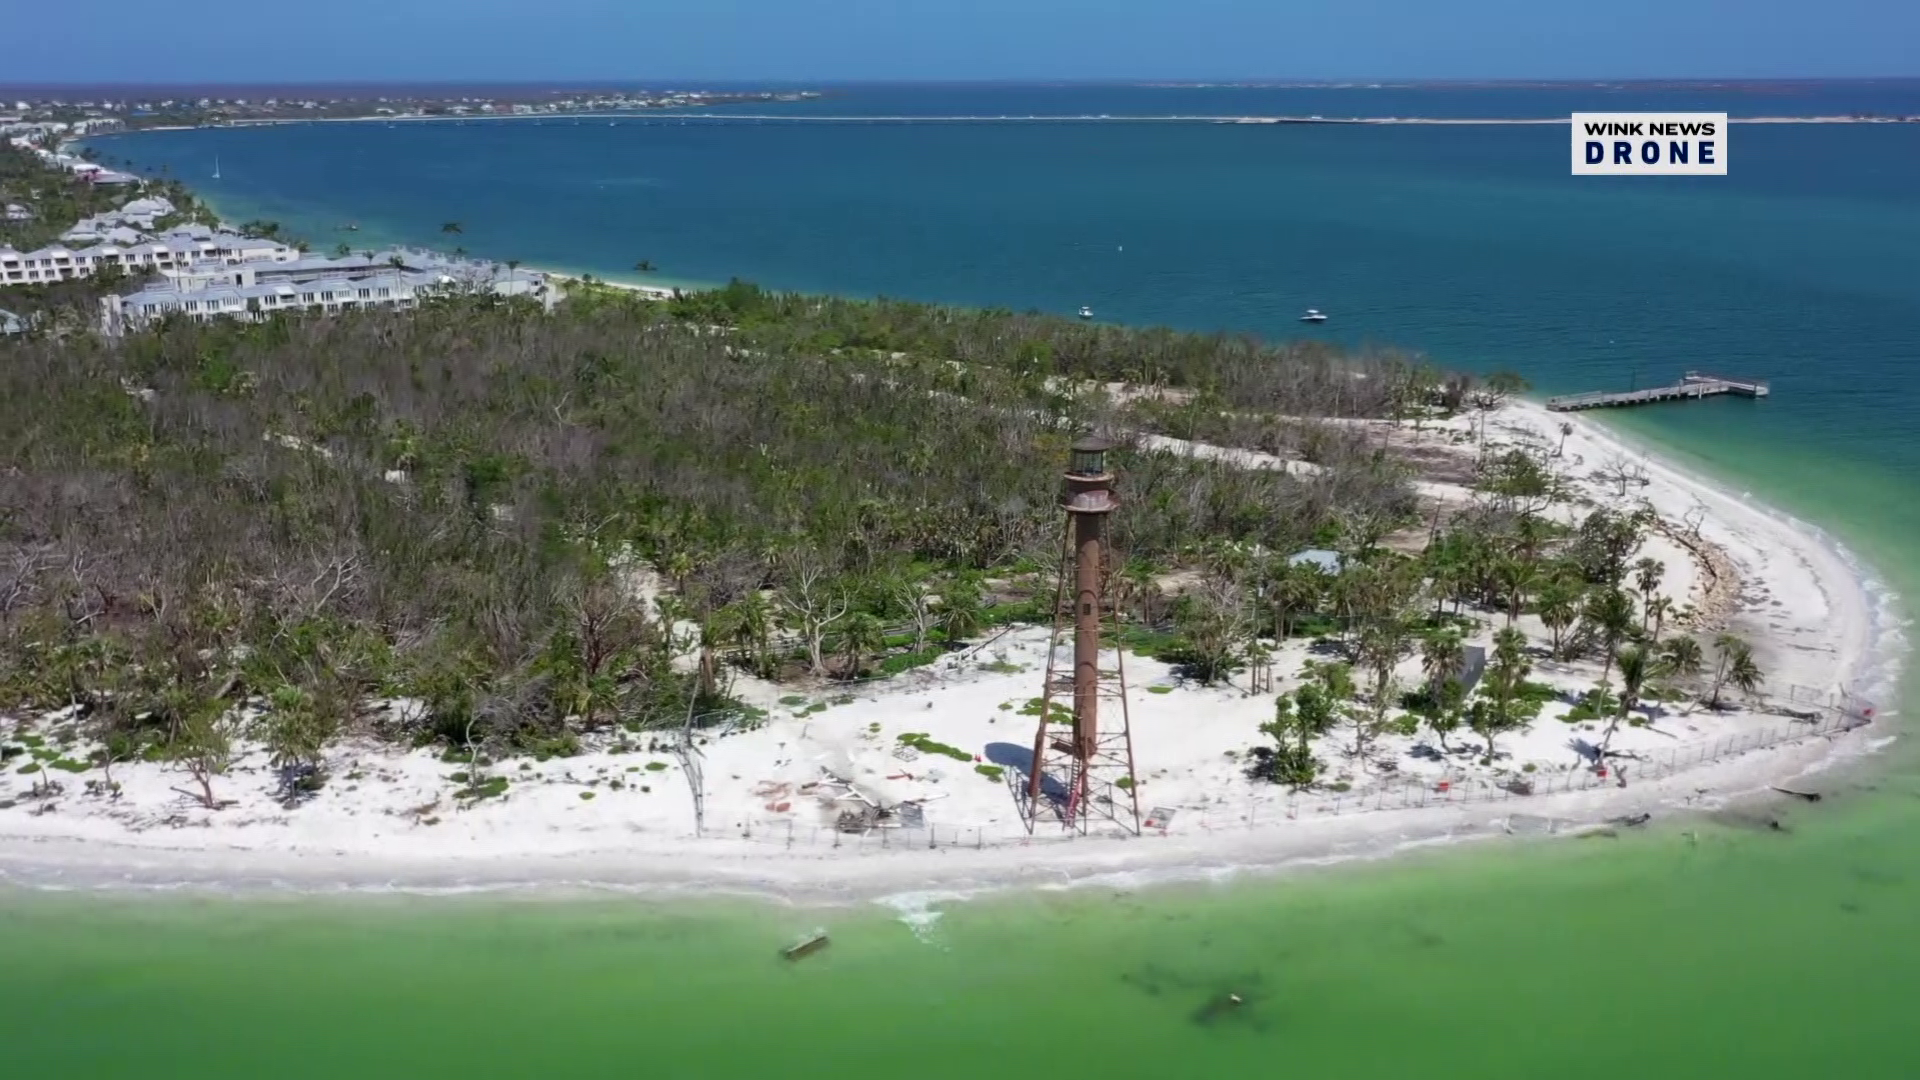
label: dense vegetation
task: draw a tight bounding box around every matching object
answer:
[0,283,1436,797]
[0,274,1763,807]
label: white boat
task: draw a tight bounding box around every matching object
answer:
[1299,308,1327,323]
[1078,306,1094,320]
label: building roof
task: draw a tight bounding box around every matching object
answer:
[1286,549,1343,573]
[118,269,431,308]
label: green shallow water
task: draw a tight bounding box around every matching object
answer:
[17,83,1920,1074]
[7,805,1920,1079]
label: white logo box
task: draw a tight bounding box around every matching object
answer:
[1571,113,1729,175]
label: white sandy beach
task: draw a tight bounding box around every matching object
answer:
[0,400,1900,898]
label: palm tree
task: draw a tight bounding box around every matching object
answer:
[1600,644,1651,758]
[1657,634,1704,684]
[1583,587,1637,685]
[1424,677,1466,752]
[1512,514,1550,563]
[1707,633,1762,709]
[1120,559,1164,626]
[1725,641,1765,702]
[1422,544,1465,616]
[1494,555,1538,627]
[937,578,985,644]
[505,258,521,284]
[1356,616,1411,721]
[663,549,697,597]
[1643,595,1673,640]
[834,612,887,678]
[1632,556,1665,611]
[1475,626,1532,763]
[694,615,724,698]
[1270,561,1323,638]
[1556,421,1573,457]
[718,593,775,678]
[1535,574,1582,659]
[1420,628,1466,697]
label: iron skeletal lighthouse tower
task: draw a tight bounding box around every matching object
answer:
[1024,436,1141,835]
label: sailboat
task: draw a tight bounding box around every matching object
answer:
[212,156,221,180]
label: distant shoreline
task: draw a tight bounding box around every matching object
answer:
[101,113,1920,132]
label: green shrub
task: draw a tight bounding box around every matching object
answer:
[645,761,669,771]
[896,733,972,762]
[530,734,581,762]
[1146,686,1173,695]
[880,647,943,676]
[578,791,596,801]
[455,776,509,802]
[975,764,1005,781]
[1017,698,1071,723]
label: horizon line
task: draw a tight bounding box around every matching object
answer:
[7,75,1920,91]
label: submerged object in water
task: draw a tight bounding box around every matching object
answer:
[783,930,830,961]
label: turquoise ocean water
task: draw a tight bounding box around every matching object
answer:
[11,83,1918,1077]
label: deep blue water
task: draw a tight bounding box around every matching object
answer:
[91,82,1920,571]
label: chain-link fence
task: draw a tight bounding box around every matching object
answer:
[725,706,1868,853]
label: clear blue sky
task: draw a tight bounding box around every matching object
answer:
[11,0,1918,83]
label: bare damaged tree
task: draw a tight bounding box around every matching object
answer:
[1594,454,1649,498]
[891,575,939,653]
[776,553,851,678]
[0,547,55,629]
[1683,498,1708,540]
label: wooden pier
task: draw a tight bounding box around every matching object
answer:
[1546,371,1771,412]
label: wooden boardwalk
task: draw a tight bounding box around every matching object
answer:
[1546,371,1771,412]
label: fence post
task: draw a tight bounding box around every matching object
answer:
[787,820,794,850]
